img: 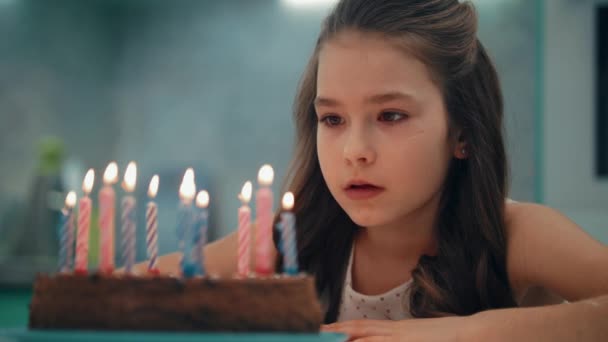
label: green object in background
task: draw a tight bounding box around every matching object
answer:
[37,137,65,176]
[88,209,100,266]
[0,137,66,285]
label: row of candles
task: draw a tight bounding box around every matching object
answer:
[57,162,299,277]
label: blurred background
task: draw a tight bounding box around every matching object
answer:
[0,0,606,327]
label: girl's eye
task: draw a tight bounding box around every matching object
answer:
[379,111,407,123]
[319,115,344,127]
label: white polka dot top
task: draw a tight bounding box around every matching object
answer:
[336,246,413,321]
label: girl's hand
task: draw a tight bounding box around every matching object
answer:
[321,316,472,342]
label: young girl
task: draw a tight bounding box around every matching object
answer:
[145,0,608,340]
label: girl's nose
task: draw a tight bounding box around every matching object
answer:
[343,127,376,166]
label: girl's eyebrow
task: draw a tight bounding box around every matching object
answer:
[365,91,415,105]
[314,91,415,107]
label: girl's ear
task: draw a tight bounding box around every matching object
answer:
[453,130,468,159]
[454,144,468,159]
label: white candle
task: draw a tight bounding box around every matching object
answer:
[121,162,137,274]
[146,175,159,275]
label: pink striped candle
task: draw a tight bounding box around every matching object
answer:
[237,181,252,277]
[99,162,118,274]
[146,175,160,275]
[76,169,94,275]
[255,165,274,276]
[121,162,137,274]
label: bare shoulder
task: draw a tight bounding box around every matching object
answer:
[504,200,565,237]
[504,201,608,305]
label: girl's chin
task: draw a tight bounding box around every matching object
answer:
[345,211,387,228]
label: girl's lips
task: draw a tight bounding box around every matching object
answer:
[344,184,384,200]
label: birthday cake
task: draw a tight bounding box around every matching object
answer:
[29,164,317,332]
[29,273,323,332]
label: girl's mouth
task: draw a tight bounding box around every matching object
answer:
[343,182,384,200]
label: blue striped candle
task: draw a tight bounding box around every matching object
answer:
[121,195,136,274]
[280,192,298,276]
[194,191,209,276]
[58,191,76,273]
[178,168,196,277]
[121,162,137,274]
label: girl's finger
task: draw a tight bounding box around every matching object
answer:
[322,320,393,340]
[352,337,391,342]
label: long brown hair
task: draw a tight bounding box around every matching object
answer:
[274,0,517,322]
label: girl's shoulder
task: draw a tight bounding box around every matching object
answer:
[505,198,568,230]
[503,199,568,237]
[503,200,561,304]
[503,198,546,243]
[503,200,608,306]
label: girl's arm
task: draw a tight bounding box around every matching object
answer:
[132,223,279,277]
[505,203,608,303]
[324,204,608,341]
[469,295,608,341]
[475,203,608,341]
[323,297,608,342]
[458,203,608,341]
[132,230,239,277]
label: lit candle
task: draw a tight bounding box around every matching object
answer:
[58,191,77,273]
[237,181,252,277]
[146,175,160,275]
[99,162,118,274]
[121,162,137,274]
[280,192,298,276]
[194,190,209,276]
[76,169,94,275]
[178,168,196,277]
[255,164,274,276]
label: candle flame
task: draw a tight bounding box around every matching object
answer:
[196,190,210,208]
[257,164,274,186]
[65,191,77,208]
[179,168,196,201]
[82,169,95,194]
[103,162,118,184]
[123,161,137,192]
[238,181,252,204]
[148,175,159,198]
[282,192,294,211]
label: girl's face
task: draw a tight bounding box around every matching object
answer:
[315,30,456,229]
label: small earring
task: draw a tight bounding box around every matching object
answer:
[457,148,467,159]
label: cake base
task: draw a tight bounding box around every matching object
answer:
[29,273,323,332]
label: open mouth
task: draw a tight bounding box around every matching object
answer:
[344,182,384,200]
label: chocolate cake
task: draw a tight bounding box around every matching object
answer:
[29,273,323,332]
